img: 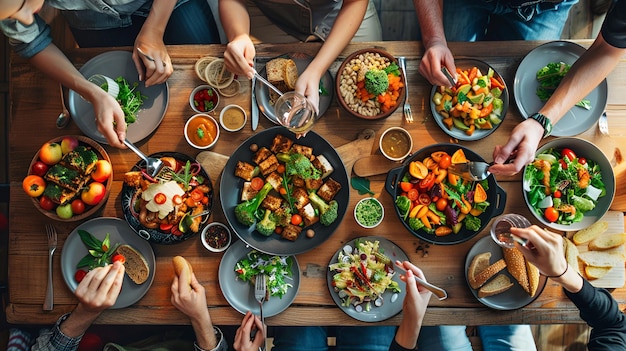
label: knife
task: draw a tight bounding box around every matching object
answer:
[251,57,259,131]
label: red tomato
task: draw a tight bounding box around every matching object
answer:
[22,175,46,197]
[418,172,436,192]
[544,207,559,222]
[31,161,49,177]
[561,148,576,161]
[407,188,419,201]
[74,269,87,283]
[71,199,86,215]
[435,198,448,212]
[578,157,587,165]
[291,214,303,225]
[559,159,568,169]
[154,192,167,205]
[251,177,264,191]
[159,223,174,232]
[418,193,431,206]
[172,194,183,205]
[112,254,126,264]
[400,182,413,192]
[553,190,562,198]
[438,155,452,169]
[39,196,56,211]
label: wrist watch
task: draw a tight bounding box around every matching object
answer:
[528,112,552,138]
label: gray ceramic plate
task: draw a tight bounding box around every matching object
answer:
[68,51,169,144]
[61,217,156,309]
[255,53,334,124]
[513,41,608,136]
[218,240,300,317]
[327,236,407,322]
[465,236,547,310]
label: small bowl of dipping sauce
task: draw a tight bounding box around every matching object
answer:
[190,85,219,113]
[380,127,413,161]
[220,104,247,132]
[354,197,384,229]
[202,222,231,253]
[185,114,219,149]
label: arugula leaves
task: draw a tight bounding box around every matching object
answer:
[536,62,591,110]
[114,76,147,125]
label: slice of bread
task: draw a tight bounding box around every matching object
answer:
[585,266,613,280]
[589,233,626,251]
[117,244,150,285]
[468,252,491,287]
[503,247,529,294]
[478,274,513,298]
[563,237,581,275]
[526,260,540,297]
[578,251,624,268]
[284,59,299,90]
[469,257,507,289]
[573,220,608,245]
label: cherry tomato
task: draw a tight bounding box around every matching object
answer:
[418,193,431,206]
[74,269,87,283]
[400,182,413,192]
[435,198,448,212]
[279,187,288,196]
[578,157,587,165]
[544,207,559,223]
[553,190,562,198]
[291,214,303,225]
[39,196,56,211]
[559,159,568,170]
[31,161,49,177]
[250,177,264,191]
[172,194,183,205]
[71,199,86,215]
[407,188,419,201]
[154,192,167,205]
[275,226,283,234]
[561,148,576,161]
[22,175,46,197]
[159,223,174,232]
[418,172,436,192]
[112,254,126,264]
[190,188,204,202]
[277,164,286,174]
[438,155,452,169]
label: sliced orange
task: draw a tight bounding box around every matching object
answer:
[451,149,468,164]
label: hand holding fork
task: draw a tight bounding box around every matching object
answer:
[254,273,267,351]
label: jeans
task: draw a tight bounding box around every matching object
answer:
[417,325,537,351]
[70,0,220,47]
[271,326,396,351]
[443,0,579,41]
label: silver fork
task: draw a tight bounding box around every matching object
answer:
[254,273,266,350]
[599,111,609,135]
[398,57,413,123]
[44,224,57,311]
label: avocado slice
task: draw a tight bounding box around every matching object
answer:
[457,84,471,95]
[468,93,485,104]
[453,117,470,131]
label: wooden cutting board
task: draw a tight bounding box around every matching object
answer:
[353,155,403,177]
[195,129,376,182]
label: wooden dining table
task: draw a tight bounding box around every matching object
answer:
[6,40,626,327]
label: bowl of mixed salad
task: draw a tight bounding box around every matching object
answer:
[385,144,506,245]
[523,138,615,231]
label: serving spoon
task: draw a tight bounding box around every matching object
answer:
[123,139,164,177]
[56,85,71,129]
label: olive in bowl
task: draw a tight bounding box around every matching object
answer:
[202,222,232,253]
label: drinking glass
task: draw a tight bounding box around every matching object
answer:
[490,214,531,248]
[87,74,119,99]
[273,91,317,138]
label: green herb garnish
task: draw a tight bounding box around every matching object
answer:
[114,76,147,125]
[76,230,119,270]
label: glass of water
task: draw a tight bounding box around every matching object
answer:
[490,214,531,248]
[273,91,317,138]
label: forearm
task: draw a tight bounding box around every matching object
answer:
[141,0,178,39]
[552,264,584,293]
[190,312,218,350]
[413,0,446,48]
[220,0,250,41]
[59,304,102,338]
[394,320,421,350]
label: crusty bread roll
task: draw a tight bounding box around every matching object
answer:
[117,245,150,285]
[526,260,540,297]
[172,256,194,288]
[573,220,608,245]
[503,247,529,294]
[478,274,513,298]
[469,257,507,290]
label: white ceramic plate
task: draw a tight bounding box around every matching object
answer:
[513,41,608,136]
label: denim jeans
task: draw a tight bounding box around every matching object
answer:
[443,0,579,41]
[271,326,396,351]
[70,0,220,47]
[417,325,537,351]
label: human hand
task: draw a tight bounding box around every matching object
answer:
[489,119,544,175]
[171,271,209,323]
[224,34,256,79]
[74,261,125,313]
[233,311,264,351]
[92,92,127,149]
[394,261,431,349]
[511,225,567,277]
[133,34,173,87]
[294,68,321,115]
[419,43,456,87]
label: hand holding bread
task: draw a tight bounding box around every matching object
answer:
[172,255,194,290]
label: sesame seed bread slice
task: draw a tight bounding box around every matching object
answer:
[117,244,150,285]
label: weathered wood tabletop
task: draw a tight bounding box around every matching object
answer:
[7,40,626,326]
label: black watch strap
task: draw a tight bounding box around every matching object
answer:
[528,112,552,138]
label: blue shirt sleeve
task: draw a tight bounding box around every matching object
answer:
[0,15,53,58]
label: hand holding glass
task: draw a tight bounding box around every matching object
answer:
[274,92,317,138]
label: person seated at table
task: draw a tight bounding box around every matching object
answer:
[0,0,220,149]
[442,0,578,42]
[489,0,626,175]
[512,225,626,350]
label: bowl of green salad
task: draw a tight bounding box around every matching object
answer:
[523,138,615,231]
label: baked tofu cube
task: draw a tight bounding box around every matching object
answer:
[317,177,342,202]
[290,144,313,159]
[258,154,279,176]
[240,182,258,202]
[291,175,305,188]
[312,155,334,179]
[274,205,292,227]
[252,147,273,165]
[292,187,310,210]
[266,172,283,192]
[261,194,283,211]
[270,134,293,154]
[305,177,323,191]
[281,224,302,241]
[235,161,258,181]
[299,203,319,227]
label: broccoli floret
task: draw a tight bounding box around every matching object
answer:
[286,153,321,180]
[464,214,482,232]
[235,182,274,226]
[308,192,338,226]
[364,69,389,96]
[408,217,424,231]
[256,209,277,236]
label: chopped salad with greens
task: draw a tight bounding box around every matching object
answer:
[524,147,606,225]
[234,250,294,299]
[328,240,400,312]
[536,62,591,110]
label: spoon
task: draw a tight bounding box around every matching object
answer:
[394,262,448,300]
[448,157,515,182]
[123,139,164,177]
[56,85,71,129]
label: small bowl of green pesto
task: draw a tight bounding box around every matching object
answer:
[354,197,384,229]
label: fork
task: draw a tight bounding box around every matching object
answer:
[599,111,609,135]
[398,57,413,123]
[44,224,57,311]
[254,273,266,350]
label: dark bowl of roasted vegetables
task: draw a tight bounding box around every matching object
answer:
[523,138,614,232]
[220,126,349,255]
[385,144,506,245]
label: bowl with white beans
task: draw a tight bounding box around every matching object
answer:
[335,48,405,120]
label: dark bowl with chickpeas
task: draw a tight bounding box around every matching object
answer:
[335,48,405,120]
